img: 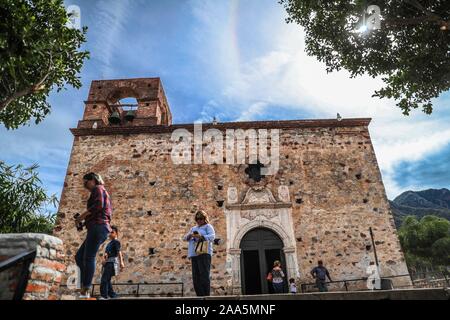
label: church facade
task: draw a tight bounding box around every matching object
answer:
[54,78,410,296]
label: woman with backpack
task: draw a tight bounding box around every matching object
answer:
[267,260,286,294]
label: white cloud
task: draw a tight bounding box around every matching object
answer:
[90,0,135,78]
[2,0,448,202]
[235,102,269,121]
[189,0,450,198]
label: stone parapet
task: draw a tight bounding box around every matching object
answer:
[0,233,65,300]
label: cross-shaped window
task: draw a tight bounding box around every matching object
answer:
[245,161,265,182]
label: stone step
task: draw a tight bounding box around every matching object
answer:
[112,288,449,300]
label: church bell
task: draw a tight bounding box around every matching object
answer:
[125,110,136,121]
[108,111,121,124]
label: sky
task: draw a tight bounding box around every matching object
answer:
[1,0,449,206]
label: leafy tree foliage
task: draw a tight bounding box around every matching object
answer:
[0,161,57,234]
[0,0,89,129]
[399,215,450,270]
[280,0,450,115]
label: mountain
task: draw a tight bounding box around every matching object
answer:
[389,188,450,228]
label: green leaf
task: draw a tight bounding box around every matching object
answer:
[0,0,89,129]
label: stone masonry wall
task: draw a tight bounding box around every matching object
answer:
[54,123,410,296]
[0,234,65,300]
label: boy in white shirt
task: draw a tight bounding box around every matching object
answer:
[289,278,297,294]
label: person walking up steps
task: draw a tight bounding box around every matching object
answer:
[99,226,124,300]
[311,260,332,292]
[75,173,112,299]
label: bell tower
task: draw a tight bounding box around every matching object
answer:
[77,77,172,129]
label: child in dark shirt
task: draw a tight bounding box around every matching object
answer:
[100,226,124,299]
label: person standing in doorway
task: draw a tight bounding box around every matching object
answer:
[75,172,112,299]
[310,260,332,292]
[183,210,216,296]
[268,260,285,294]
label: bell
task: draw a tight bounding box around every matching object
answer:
[108,111,121,124]
[125,110,136,122]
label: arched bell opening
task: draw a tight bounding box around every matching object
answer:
[107,89,140,125]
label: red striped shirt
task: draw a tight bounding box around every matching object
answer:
[85,185,112,230]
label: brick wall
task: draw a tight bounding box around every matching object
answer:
[55,123,411,296]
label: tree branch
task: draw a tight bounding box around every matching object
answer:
[404,0,427,13]
[403,0,446,23]
[384,15,447,27]
[0,54,53,112]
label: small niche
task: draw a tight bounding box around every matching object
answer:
[365,245,372,251]
[363,198,369,204]
[355,173,362,180]
[217,185,223,190]
[149,181,156,186]
[295,198,303,204]
[92,104,98,109]
[147,210,153,216]
[216,200,224,208]
[149,248,156,255]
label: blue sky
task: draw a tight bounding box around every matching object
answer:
[1,0,450,206]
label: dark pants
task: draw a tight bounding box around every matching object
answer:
[75,224,109,289]
[191,254,211,296]
[316,279,328,292]
[273,282,284,294]
[100,262,116,298]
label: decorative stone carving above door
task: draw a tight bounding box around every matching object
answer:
[224,185,299,294]
[226,186,292,211]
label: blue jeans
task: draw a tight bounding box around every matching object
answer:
[273,282,284,294]
[75,224,109,289]
[100,262,117,298]
[316,279,328,292]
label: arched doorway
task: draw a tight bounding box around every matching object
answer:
[239,228,288,295]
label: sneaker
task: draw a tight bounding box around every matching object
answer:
[109,293,118,299]
[98,296,109,300]
[79,292,91,299]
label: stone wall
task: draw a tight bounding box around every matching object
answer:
[0,233,65,300]
[55,119,411,296]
